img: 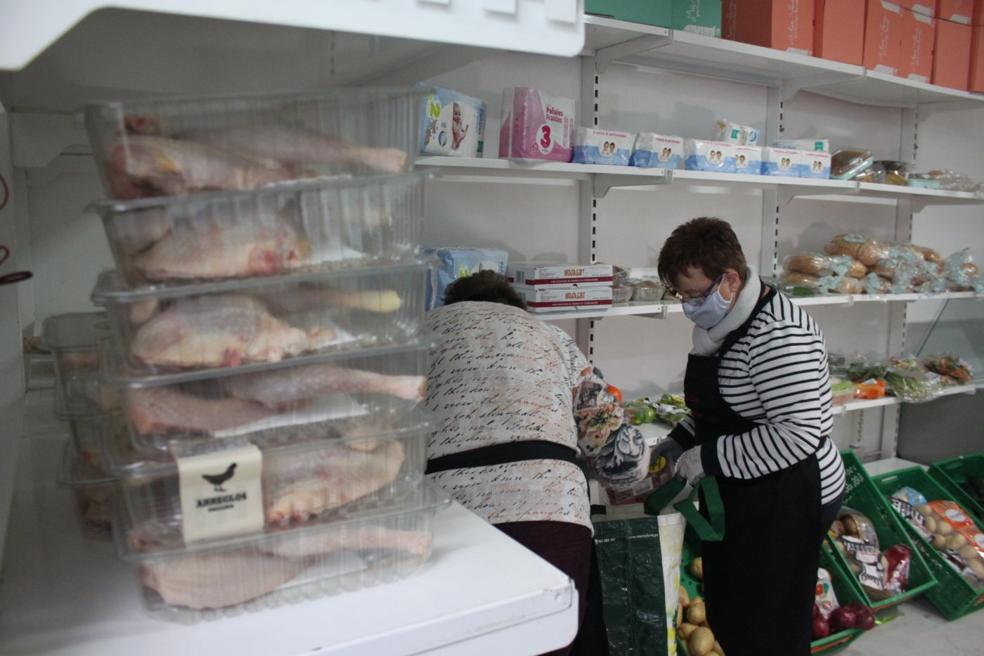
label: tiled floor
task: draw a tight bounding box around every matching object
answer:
[840,600,983,655]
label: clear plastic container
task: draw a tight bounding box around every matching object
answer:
[57,440,116,536]
[107,410,431,552]
[88,173,427,288]
[111,337,434,452]
[84,89,427,200]
[41,312,112,416]
[630,280,666,302]
[117,481,448,622]
[92,260,430,377]
[62,411,129,471]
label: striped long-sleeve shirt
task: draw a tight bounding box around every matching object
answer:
[670,289,846,506]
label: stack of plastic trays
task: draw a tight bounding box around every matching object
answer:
[41,312,124,536]
[83,89,449,620]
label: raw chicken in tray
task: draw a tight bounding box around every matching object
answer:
[106,410,431,551]
[113,336,433,453]
[89,172,426,288]
[92,260,429,376]
[84,89,426,200]
[117,480,448,622]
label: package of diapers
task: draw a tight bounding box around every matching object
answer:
[424,247,509,310]
[761,147,801,177]
[799,150,832,179]
[684,139,737,173]
[631,133,685,169]
[573,128,634,166]
[499,87,575,162]
[734,145,763,176]
[419,86,486,157]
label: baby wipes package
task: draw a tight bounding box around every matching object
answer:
[684,139,737,173]
[800,151,832,179]
[761,147,801,177]
[573,127,635,166]
[713,118,760,145]
[734,145,763,175]
[774,137,831,153]
[499,87,575,162]
[419,87,486,157]
[424,247,509,310]
[631,133,685,169]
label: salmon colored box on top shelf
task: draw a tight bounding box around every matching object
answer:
[933,18,973,89]
[865,0,904,75]
[815,0,866,65]
[936,0,975,23]
[898,0,936,17]
[899,8,937,82]
[971,24,984,91]
[723,0,816,55]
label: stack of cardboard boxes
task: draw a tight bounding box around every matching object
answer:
[588,1,984,92]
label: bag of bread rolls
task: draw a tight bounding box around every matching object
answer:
[824,234,889,266]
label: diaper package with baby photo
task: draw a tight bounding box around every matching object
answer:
[761,147,801,177]
[419,86,486,158]
[734,145,763,175]
[424,247,509,310]
[684,139,737,172]
[631,133,685,169]
[573,127,635,166]
[799,150,832,179]
[499,87,575,162]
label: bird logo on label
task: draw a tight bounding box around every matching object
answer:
[202,463,237,492]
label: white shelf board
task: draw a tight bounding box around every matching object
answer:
[0,404,578,656]
[418,158,984,207]
[538,302,682,321]
[0,0,583,72]
[583,16,984,109]
[583,16,861,90]
[833,384,977,417]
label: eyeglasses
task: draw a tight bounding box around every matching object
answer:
[670,274,724,305]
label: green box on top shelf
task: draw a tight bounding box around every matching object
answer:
[675,526,867,655]
[585,1,722,38]
[824,451,937,614]
[671,0,721,37]
[586,0,672,27]
[872,466,984,621]
[930,454,984,523]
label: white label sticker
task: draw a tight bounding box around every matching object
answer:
[177,444,264,543]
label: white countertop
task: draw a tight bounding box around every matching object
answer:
[0,395,578,656]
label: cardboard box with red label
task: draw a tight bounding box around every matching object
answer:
[971,23,984,91]
[900,8,937,82]
[723,0,816,55]
[937,0,975,23]
[815,0,866,64]
[515,285,614,313]
[865,0,904,75]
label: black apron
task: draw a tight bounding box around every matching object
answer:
[684,285,823,656]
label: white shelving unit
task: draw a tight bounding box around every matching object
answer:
[832,383,978,417]
[417,156,984,207]
[2,5,983,655]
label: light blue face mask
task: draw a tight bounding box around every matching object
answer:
[682,282,732,330]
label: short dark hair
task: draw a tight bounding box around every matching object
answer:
[443,270,527,310]
[657,217,748,287]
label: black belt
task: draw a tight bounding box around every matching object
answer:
[426,440,578,475]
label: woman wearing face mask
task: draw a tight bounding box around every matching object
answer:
[657,218,845,656]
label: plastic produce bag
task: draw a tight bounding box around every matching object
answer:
[943,249,982,291]
[908,169,982,193]
[885,357,942,402]
[922,354,973,386]
[594,512,686,656]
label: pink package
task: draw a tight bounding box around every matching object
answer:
[499,87,575,162]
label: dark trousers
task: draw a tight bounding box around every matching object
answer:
[496,521,610,656]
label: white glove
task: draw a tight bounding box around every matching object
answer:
[675,446,705,485]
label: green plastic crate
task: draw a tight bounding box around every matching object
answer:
[825,451,938,614]
[585,0,672,26]
[930,454,984,523]
[675,528,866,655]
[872,466,984,621]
